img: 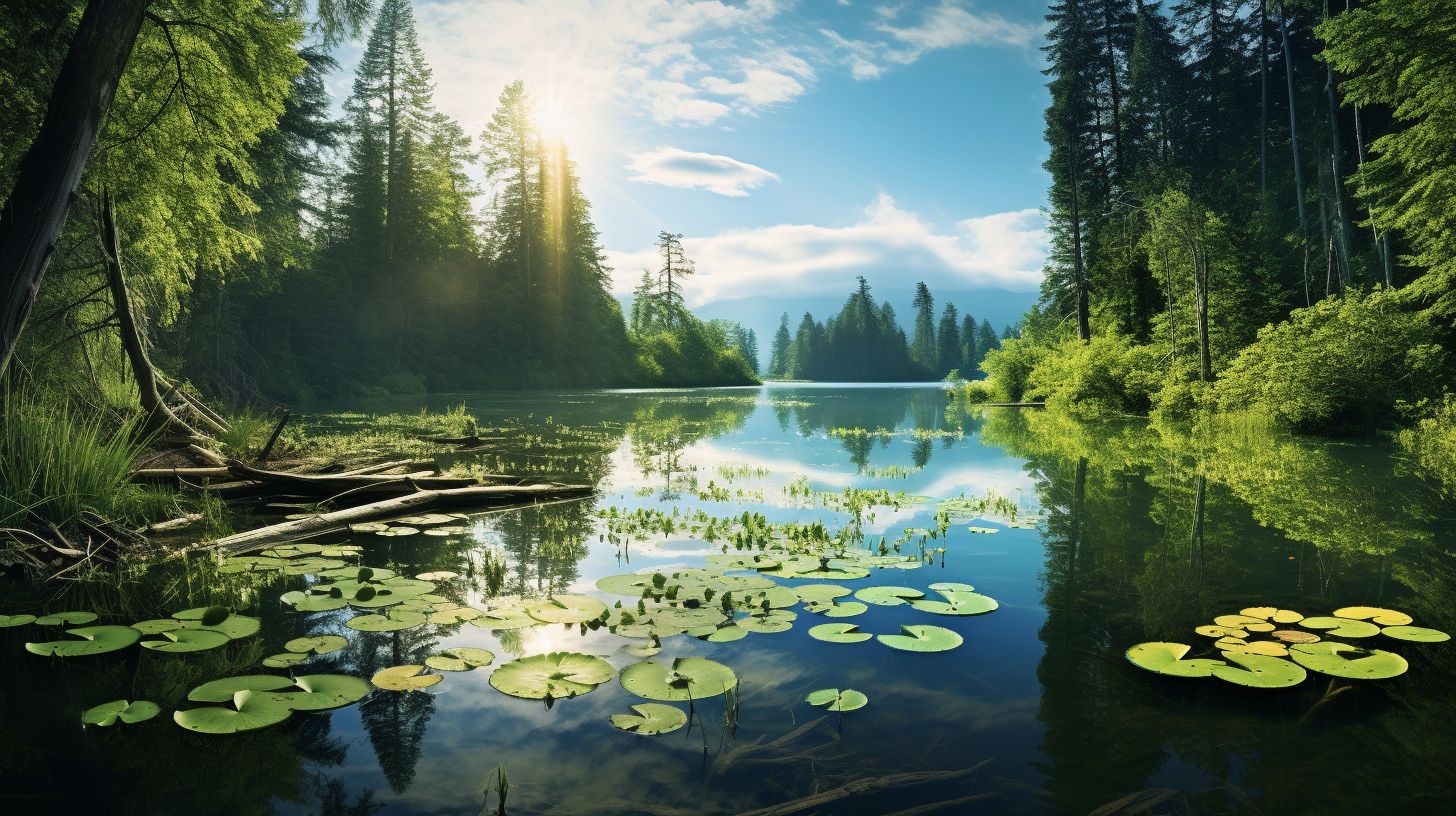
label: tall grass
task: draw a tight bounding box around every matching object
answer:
[216,410,274,459]
[0,391,148,529]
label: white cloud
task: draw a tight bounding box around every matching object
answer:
[604,193,1048,304]
[823,1,1036,80]
[393,0,802,131]
[626,147,780,197]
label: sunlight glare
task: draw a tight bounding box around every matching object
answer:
[536,99,573,142]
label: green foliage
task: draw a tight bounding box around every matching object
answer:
[632,315,757,388]
[1024,334,1163,414]
[978,337,1049,402]
[1213,289,1448,430]
[0,392,149,529]
[1398,395,1456,494]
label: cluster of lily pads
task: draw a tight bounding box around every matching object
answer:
[7,604,260,657]
[1126,605,1450,688]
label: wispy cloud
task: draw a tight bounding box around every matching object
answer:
[626,147,780,197]
[823,1,1037,81]
[605,193,1048,304]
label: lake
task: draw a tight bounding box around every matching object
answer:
[3,383,1454,815]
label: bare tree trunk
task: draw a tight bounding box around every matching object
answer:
[1278,3,1308,237]
[0,0,149,375]
[1067,137,1091,342]
[1194,248,1212,382]
[1351,102,1393,286]
[99,189,197,439]
[1323,0,1354,288]
[1259,0,1270,196]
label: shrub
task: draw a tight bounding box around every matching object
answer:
[1400,395,1456,494]
[1024,334,1162,414]
[1212,288,1448,431]
[978,337,1048,402]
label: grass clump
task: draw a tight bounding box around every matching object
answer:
[0,392,148,529]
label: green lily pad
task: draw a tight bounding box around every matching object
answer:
[262,652,309,668]
[818,601,867,618]
[26,625,140,657]
[81,699,160,727]
[1209,652,1307,688]
[187,614,260,641]
[271,674,372,710]
[1124,642,1225,678]
[284,635,348,655]
[967,526,999,534]
[808,622,872,643]
[1213,614,1275,632]
[620,656,737,701]
[1332,606,1413,626]
[346,608,426,632]
[1195,624,1247,638]
[371,665,443,692]
[140,628,232,653]
[428,606,483,625]
[525,594,608,625]
[854,586,924,606]
[878,624,964,652]
[1289,642,1409,680]
[1240,606,1304,624]
[610,703,687,735]
[489,652,616,700]
[131,619,184,635]
[35,611,97,626]
[794,584,850,605]
[469,608,538,630]
[0,614,36,627]
[806,688,868,711]
[188,675,299,702]
[1380,625,1450,643]
[280,591,348,613]
[690,624,748,643]
[909,583,998,616]
[1300,616,1380,638]
[174,690,292,734]
[736,609,797,634]
[425,647,496,672]
[1218,639,1289,657]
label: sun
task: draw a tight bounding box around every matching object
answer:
[536,99,573,142]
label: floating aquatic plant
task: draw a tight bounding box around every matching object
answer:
[26,625,140,657]
[425,647,495,672]
[909,583,998,616]
[808,623,872,643]
[372,665,444,692]
[285,635,347,655]
[0,614,36,627]
[610,703,687,735]
[489,652,615,700]
[35,611,98,626]
[805,688,867,712]
[620,657,737,702]
[82,699,159,727]
[877,624,963,653]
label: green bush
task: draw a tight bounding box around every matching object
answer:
[1023,334,1162,414]
[0,392,149,529]
[1212,289,1448,431]
[1400,395,1456,494]
[978,337,1048,402]
[632,316,757,387]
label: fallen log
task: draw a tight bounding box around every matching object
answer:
[224,461,475,497]
[141,513,203,534]
[203,482,593,552]
[132,466,231,482]
[734,760,992,816]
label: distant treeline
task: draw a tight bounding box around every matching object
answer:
[764,278,1013,382]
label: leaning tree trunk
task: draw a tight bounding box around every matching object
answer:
[0,0,149,375]
[1278,2,1311,304]
[99,189,198,440]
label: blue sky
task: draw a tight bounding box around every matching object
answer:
[330,0,1052,321]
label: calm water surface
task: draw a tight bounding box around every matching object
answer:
[3,384,1455,815]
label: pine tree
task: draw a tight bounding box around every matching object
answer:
[769,313,792,377]
[910,282,937,371]
[655,231,694,325]
[936,303,962,376]
[960,312,979,373]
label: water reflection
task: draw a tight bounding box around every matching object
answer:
[2,386,1454,815]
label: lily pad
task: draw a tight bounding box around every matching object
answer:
[174,690,292,734]
[262,652,309,668]
[131,619,184,635]
[372,665,443,692]
[809,623,873,643]
[425,647,496,672]
[284,635,348,655]
[1299,616,1380,638]
[81,699,160,727]
[1240,606,1304,624]
[187,614,260,641]
[140,628,232,653]
[35,611,97,626]
[469,608,538,631]
[415,571,459,581]
[1380,625,1450,643]
[188,675,298,702]
[1332,606,1413,626]
[1124,642,1225,678]
[1289,642,1409,680]
[525,594,608,625]
[1218,639,1289,657]
[690,624,748,643]
[26,625,140,657]
[805,688,868,711]
[280,591,348,613]
[1271,629,1321,644]
[610,703,687,735]
[489,652,616,700]
[620,656,738,701]
[346,608,427,632]
[1212,614,1275,632]
[909,583,998,616]
[0,614,36,627]
[854,586,924,607]
[878,624,964,652]
[1210,652,1307,688]
[273,674,372,710]
[736,609,797,634]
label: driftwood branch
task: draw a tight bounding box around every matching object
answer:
[203,482,593,552]
[733,760,993,816]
